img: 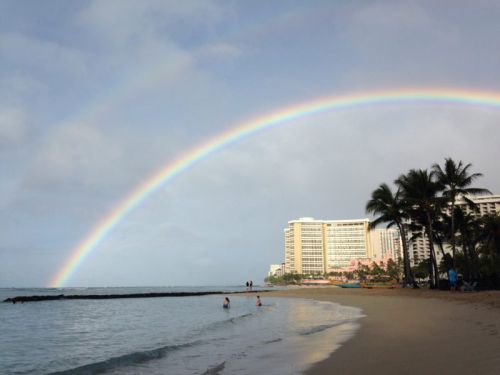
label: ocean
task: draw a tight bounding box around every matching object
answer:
[0,287,364,374]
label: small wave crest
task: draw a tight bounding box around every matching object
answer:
[298,318,357,336]
[201,361,226,375]
[197,311,256,335]
[48,340,202,375]
[264,337,283,344]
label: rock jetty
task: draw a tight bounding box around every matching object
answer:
[4,290,265,303]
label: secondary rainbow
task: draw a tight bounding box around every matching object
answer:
[49,88,500,287]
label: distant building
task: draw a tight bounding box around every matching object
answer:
[326,219,372,268]
[284,217,372,274]
[280,195,500,275]
[408,194,500,265]
[369,228,403,262]
[408,231,430,265]
[268,264,284,277]
[329,257,374,274]
[456,194,500,217]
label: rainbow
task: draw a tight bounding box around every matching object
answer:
[49,88,500,287]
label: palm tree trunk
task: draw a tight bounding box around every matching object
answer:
[450,200,456,269]
[426,212,440,289]
[462,237,470,281]
[463,236,479,282]
[436,237,446,260]
[398,222,417,288]
[468,239,479,281]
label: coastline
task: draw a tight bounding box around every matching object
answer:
[265,287,500,375]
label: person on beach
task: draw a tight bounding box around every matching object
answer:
[249,280,253,290]
[256,296,262,307]
[246,281,249,290]
[448,268,457,291]
[223,297,230,308]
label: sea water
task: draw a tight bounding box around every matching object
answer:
[0,287,364,374]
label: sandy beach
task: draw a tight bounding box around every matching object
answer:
[265,287,500,375]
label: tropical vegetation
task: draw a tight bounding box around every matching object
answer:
[367,157,499,289]
[264,259,403,286]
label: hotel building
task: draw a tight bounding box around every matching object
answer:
[408,194,500,265]
[284,217,372,274]
[456,194,500,217]
[268,263,285,277]
[369,228,403,261]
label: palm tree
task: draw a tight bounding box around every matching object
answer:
[455,208,482,281]
[432,217,451,264]
[477,214,500,287]
[480,214,500,252]
[432,158,491,268]
[366,183,416,287]
[395,169,444,288]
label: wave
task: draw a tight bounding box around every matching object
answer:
[47,310,265,374]
[298,319,357,336]
[194,310,257,335]
[201,361,226,375]
[46,301,271,375]
[264,337,283,344]
[47,340,203,375]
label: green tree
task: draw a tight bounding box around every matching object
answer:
[396,169,444,289]
[264,275,284,285]
[477,214,500,287]
[366,183,416,287]
[386,258,401,281]
[370,261,385,281]
[412,259,430,282]
[455,208,483,281]
[355,264,371,281]
[282,273,303,284]
[343,271,354,281]
[432,158,491,267]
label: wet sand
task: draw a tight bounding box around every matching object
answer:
[265,287,500,375]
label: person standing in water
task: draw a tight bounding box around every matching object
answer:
[256,296,262,307]
[223,297,230,308]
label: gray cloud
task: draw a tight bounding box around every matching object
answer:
[1,1,500,286]
[0,32,88,78]
[0,107,27,144]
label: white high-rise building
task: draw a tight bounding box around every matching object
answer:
[284,217,371,274]
[325,219,372,268]
[369,228,403,261]
[456,194,500,217]
[268,264,284,277]
[408,194,500,265]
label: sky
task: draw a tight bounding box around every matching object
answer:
[1,0,500,287]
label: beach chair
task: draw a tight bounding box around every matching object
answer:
[462,281,478,292]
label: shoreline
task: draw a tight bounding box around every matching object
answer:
[264,287,500,375]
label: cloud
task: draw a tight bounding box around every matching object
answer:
[0,32,88,78]
[78,0,226,45]
[194,42,243,62]
[25,123,125,190]
[0,74,47,102]
[336,1,500,90]
[353,1,434,30]
[160,105,500,219]
[0,107,27,144]
[2,1,500,286]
